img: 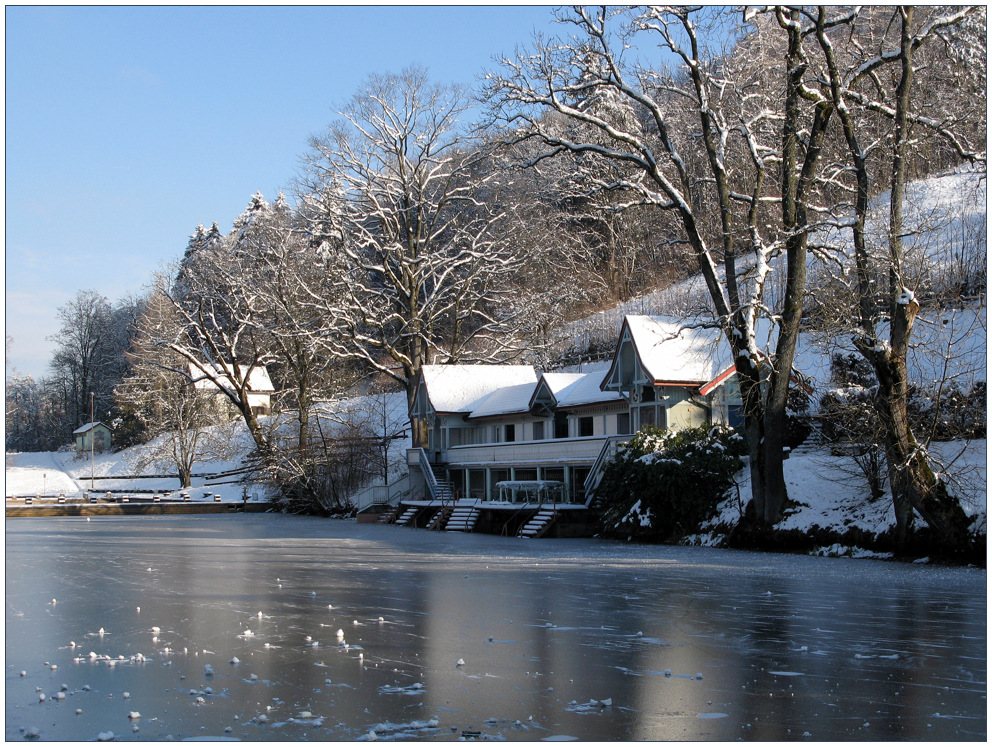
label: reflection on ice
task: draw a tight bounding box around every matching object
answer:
[5,515,987,742]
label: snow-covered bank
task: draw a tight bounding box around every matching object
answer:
[5,433,263,503]
[8,436,986,561]
[687,440,987,559]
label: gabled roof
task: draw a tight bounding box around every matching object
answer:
[189,362,275,393]
[601,315,779,395]
[555,371,626,409]
[418,364,537,414]
[619,316,732,385]
[73,421,109,435]
[528,372,584,412]
[539,372,587,396]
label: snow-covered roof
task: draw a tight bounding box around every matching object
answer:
[73,422,109,435]
[189,363,275,393]
[419,364,538,414]
[539,372,586,396]
[467,382,539,420]
[620,316,734,385]
[556,371,626,408]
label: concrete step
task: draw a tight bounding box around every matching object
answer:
[446,507,479,532]
[519,511,556,538]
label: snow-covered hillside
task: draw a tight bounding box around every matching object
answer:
[559,168,986,383]
[6,435,260,502]
[687,439,986,558]
[6,170,983,556]
[5,391,412,504]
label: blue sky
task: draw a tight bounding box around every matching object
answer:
[5,5,568,379]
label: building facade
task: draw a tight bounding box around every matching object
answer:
[406,316,745,511]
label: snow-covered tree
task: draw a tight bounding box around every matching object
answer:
[809,5,985,553]
[224,192,351,458]
[155,243,278,463]
[484,6,836,526]
[116,287,233,487]
[298,66,530,412]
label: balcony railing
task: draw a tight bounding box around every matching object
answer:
[439,436,613,467]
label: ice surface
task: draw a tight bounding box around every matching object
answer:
[5,515,986,742]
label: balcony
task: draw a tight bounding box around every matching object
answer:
[436,436,611,468]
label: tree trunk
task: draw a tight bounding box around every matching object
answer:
[874,8,970,554]
[859,329,972,552]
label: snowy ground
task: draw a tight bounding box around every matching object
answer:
[687,440,987,556]
[6,395,413,505]
[5,448,258,502]
[6,515,986,742]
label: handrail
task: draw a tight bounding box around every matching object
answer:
[501,504,530,536]
[416,448,442,500]
[584,435,630,500]
[352,475,411,512]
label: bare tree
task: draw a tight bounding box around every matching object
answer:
[48,290,115,429]
[116,288,234,487]
[298,66,530,414]
[811,5,984,552]
[484,6,836,525]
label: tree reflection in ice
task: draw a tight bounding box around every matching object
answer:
[5,515,986,741]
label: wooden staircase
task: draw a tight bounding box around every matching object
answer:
[415,449,455,502]
[376,507,400,524]
[519,508,557,538]
[445,506,480,532]
[794,421,827,453]
[433,476,455,502]
[394,506,420,526]
[426,507,452,531]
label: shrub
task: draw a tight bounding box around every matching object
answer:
[598,425,747,541]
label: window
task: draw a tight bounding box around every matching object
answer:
[638,405,667,431]
[554,411,569,439]
[504,423,516,442]
[579,416,594,437]
[449,427,481,447]
[617,412,631,435]
[639,405,655,429]
[469,470,486,500]
[532,420,545,441]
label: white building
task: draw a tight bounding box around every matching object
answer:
[188,362,275,417]
[399,316,747,537]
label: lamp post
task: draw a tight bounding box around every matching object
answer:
[90,392,95,491]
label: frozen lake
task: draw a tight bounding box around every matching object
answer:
[6,515,986,742]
